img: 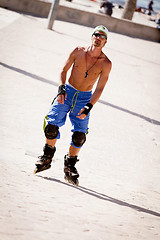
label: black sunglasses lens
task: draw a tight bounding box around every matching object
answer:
[94,33,100,37]
[94,33,106,39]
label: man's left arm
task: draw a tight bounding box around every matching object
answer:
[77,60,112,119]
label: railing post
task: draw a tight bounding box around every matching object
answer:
[47,0,60,30]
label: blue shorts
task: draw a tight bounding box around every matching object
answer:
[45,84,92,148]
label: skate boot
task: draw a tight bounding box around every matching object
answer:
[64,155,79,186]
[34,144,56,174]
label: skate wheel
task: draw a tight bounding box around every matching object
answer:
[64,175,69,182]
[64,176,79,186]
[33,164,51,174]
[71,179,79,186]
[33,168,38,174]
[75,179,79,186]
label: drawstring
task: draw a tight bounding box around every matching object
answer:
[70,91,79,113]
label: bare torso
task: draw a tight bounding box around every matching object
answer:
[68,47,110,91]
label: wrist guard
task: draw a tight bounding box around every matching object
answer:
[58,84,65,97]
[82,103,93,116]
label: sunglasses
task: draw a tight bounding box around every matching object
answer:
[93,33,107,39]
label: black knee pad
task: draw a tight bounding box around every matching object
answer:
[72,131,86,147]
[44,124,59,139]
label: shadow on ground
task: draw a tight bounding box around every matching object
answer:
[37,175,160,218]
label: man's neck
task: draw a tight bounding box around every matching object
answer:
[87,45,102,57]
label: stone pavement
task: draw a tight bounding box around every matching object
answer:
[0,7,160,240]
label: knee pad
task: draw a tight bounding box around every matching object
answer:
[44,124,59,139]
[72,131,86,147]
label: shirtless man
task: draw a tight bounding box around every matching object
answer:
[35,25,112,184]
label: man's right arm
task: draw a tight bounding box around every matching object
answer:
[59,47,78,86]
[57,47,78,104]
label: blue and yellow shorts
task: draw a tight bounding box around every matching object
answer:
[44,84,92,147]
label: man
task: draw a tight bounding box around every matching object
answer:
[148,0,153,15]
[100,1,113,16]
[35,25,112,185]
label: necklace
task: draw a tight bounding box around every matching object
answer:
[85,49,102,78]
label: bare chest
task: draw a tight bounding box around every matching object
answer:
[74,53,103,78]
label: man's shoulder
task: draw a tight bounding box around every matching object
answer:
[102,53,112,65]
[71,46,86,58]
[74,46,86,53]
[78,46,85,50]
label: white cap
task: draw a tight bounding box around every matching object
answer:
[92,25,109,39]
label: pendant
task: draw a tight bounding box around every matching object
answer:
[85,71,88,78]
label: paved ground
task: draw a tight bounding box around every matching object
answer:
[0,7,160,240]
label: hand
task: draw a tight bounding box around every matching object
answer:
[57,93,67,104]
[76,108,87,120]
[57,84,66,104]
